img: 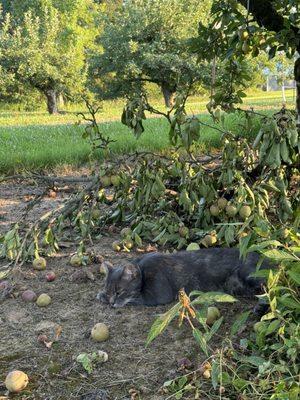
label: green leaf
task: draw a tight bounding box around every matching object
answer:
[230,310,250,336]
[261,249,298,262]
[211,360,220,390]
[287,270,300,286]
[206,317,223,342]
[190,291,237,305]
[247,240,283,253]
[232,378,249,391]
[146,303,181,346]
[193,328,208,355]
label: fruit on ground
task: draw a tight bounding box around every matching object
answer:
[32,257,47,271]
[206,306,221,326]
[120,227,132,238]
[209,205,220,217]
[239,205,252,220]
[91,209,101,219]
[123,239,134,249]
[46,272,56,282]
[217,198,228,210]
[112,241,121,252]
[5,370,29,393]
[186,242,200,251]
[202,369,211,379]
[21,290,37,302]
[226,204,237,217]
[203,234,217,247]
[97,350,109,362]
[110,175,121,186]
[100,176,111,187]
[70,254,83,267]
[91,323,109,342]
[36,293,51,307]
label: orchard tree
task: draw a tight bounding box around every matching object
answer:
[195,0,300,124]
[0,0,98,114]
[91,0,212,107]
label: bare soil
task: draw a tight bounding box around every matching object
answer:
[0,177,255,400]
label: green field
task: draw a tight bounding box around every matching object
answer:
[0,89,295,174]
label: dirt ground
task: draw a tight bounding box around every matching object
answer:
[0,177,255,400]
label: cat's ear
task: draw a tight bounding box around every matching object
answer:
[100,261,114,275]
[122,264,140,281]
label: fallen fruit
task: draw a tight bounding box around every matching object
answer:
[36,293,51,307]
[239,205,252,220]
[21,290,37,302]
[203,234,217,247]
[110,175,121,186]
[70,254,83,267]
[202,369,211,379]
[32,257,47,271]
[112,241,121,252]
[100,176,111,187]
[217,198,228,210]
[97,350,109,362]
[123,238,134,249]
[186,242,200,251]
[46,272,56,282]
[209,205,220,217]
[5,370,29,393]
[206,306,221,326]
[91,209,101,219]
[91,323,109,342]
[226,204,238,217]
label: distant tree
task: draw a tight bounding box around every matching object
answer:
[0,0,98,114]
[91,0,212,107]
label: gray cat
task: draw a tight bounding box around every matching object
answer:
[97,248,271,308]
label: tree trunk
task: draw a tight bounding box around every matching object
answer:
[45,89,58,114]
[161,83,176,108]
[294,57,300,127]
[281,82,286,103]
[57,93,65,108]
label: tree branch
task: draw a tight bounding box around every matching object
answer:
[237,0,300,51]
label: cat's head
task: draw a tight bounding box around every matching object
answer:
[100,261,142,307]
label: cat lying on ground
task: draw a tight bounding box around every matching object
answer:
[97,248,272,308]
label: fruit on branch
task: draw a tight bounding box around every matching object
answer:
[209,205,220,217]
[239,205,252,220]
[91,323,109,342]
[203,234,217,247]
[186,242,200,251]
[70,254,83,267]
[36,293,51,307]
[217,198,228,210]
[179,226,189,238]
[120,227,132,238]
[206,306,221,326]
[32,257,47,271]
[239,29,249,41]
[226,204,238,217]
[5,370,29,393]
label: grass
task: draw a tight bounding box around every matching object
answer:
[0,112,264,174]
[0,89,295,174]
